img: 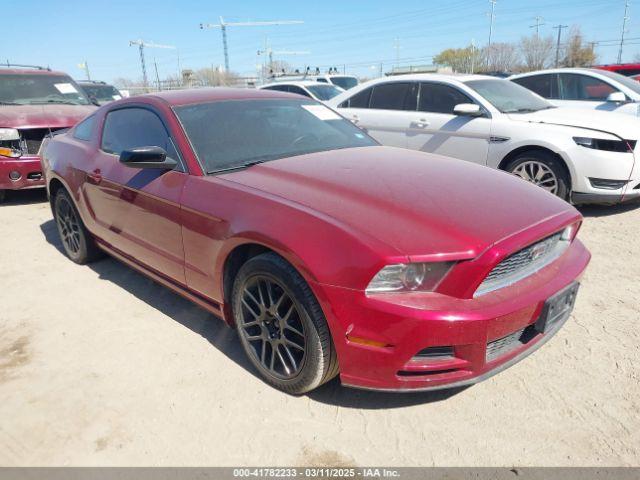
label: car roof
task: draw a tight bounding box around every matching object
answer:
[142,87,300,106]
[369,73,497,83]
[261,81,334,88]
[510,68,603,78]
[0,68,69,76]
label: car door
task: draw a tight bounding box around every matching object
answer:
[405,82,490,165]
[338,82,417,148]
[556,73,622,112]
[87,106,187,284]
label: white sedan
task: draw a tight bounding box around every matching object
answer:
[510,68,640,116]
[327,74,640,205]
[258,81,344,103]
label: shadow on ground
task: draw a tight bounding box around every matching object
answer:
[0,189,47,206]
[578,199,640,218]
[40,218,465,408]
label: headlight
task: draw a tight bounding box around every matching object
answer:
[366,262,454,294]
[573,136,635,152]
[0,128,20,141]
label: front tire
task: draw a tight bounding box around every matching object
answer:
[506,151,570,201]
[53,189,102,264]
[232,253,339,394]
[0,190,6,203]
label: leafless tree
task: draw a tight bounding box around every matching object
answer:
[482,42,521,72]
[519,34,555,71]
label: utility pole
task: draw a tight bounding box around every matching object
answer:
[129,39,176,90]
[529,16,545,38]
[200,17,303,72]
[618,0,630,63]
[553,24,568,67]
[470,39,476,74]
[488,0,497,47]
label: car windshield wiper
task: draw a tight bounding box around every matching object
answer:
[208,158,271,175]
[0,101,22,105]
[28,99,85,105]
[504,107,539,113]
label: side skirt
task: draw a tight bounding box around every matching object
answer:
[95,239,230,324]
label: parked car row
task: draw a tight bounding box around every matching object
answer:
[328,72,640,205]
[8,61,640,395]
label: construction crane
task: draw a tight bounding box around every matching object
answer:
[257,44,309,80]
[199,17,303,71]
[129,39,176,89]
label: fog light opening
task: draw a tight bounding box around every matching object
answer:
[9,171,21,181]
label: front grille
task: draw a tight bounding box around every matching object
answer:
[476,231,568,296]
[486,325,537,362]
[19,128,64,155]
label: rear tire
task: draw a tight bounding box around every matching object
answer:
[506,150,570,201]
[53,189,102,264]
[232,252,339,394]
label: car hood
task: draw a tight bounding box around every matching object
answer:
[0,104,95,129]
[220,146,575,257]
[508,107,640,139]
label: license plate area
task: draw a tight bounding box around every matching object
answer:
[535,282,580,334]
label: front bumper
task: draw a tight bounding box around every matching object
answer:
[314,239,590,392]
[564,145,640,204]
[0,155,45,190]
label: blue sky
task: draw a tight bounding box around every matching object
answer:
[4,0,639,83]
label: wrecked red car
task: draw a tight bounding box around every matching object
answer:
[0,66,95,202]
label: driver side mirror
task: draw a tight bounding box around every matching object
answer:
[453,103,483,117]
[606,91,626,103]
[119,146,177,170]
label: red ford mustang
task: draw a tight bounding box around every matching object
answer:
[41,88,590,394]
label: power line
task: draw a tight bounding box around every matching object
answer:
[553,24,568,67]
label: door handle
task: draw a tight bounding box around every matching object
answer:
[87,169,102,185]
[411,119,430,128]
[351,115,360,124]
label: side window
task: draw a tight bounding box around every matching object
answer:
[512,74,559,99]
[288,85,312,98]
[101,108,171,156]
[73,115,96,141]
[559,73,618,101]
[264,85,289,92]
[418,83,474,114]
[316,78,328,83]
[340,87,372,108]
[369,82,416,111]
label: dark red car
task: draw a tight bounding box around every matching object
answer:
[0,66,95,202]
[41,88,590,394]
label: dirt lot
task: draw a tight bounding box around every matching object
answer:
[1,189,639,467]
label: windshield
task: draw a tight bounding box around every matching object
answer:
[174,98,377,174]
[80,84,121,102]
[465,78,553,113]
[306,84,344,100]
[0,74,91,105]
[593,69,640,96]
[330,76,358,90]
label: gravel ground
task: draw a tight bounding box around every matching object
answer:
[0,189,639,467]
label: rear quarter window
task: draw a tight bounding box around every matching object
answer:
[73,115,96,141]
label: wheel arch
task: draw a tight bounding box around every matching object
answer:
[498,145,573,189]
